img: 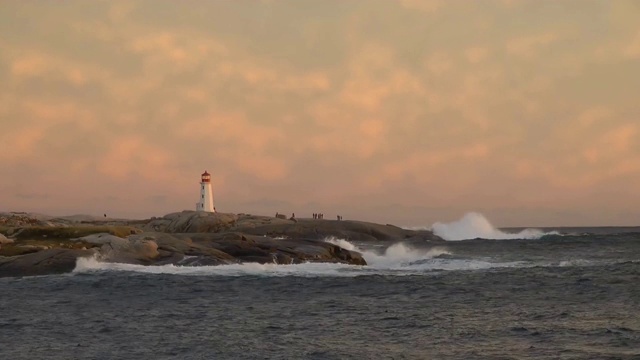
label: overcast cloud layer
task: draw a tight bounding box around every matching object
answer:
[1,0,639,226]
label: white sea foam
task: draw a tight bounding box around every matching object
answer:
[74,255,360,277]
[431,212,559,241]
[73,237,525,277]
[558,259,594,267]
[70,211,573,278]
[324,237,451,269]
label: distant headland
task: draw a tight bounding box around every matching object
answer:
[0,211,442,278]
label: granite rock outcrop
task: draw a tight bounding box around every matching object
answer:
[0,211,444,277]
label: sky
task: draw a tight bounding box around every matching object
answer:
[1,0,639,227]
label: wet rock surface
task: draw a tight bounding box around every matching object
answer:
[0,211,442,277]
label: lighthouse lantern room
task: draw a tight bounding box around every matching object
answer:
[196,171,215,212]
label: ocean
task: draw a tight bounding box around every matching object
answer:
[1,217,640,359]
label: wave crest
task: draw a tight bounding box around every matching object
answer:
[72,227,561,277]
[432,212,557,240]
[73,239,483,276]
[325,237,450,268]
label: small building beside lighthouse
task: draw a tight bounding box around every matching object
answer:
[196,171,216,212]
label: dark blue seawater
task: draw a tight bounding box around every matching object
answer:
[2,231,640,359]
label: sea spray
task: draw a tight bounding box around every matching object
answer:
[324,237,451,268]
[74,255,359,277]
[431,212,558,241]
[73,237,528,277]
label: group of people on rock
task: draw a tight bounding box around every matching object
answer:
[275,212,342,221]
[312,213,343,221]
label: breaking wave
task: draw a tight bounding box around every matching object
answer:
[73,238,524,277]
[431,212,559,241]
[324,237,451,269]
[74,255,358,277]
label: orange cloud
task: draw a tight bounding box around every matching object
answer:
[398,0,443,13]
[464,46,490,63]
[339,43,426,112]
[424,52,454,76]
[582,123,637,164]
[235,156,288,182]
[10,54,48,77]
[624,30,640,59]
[99,136,175,181]
[506,32,559,58]
[305,99,392,160]
[8,49,112,89]
[576,106,613,127]
[21,100,97,130]
[512,104,639,192]
[179,111,289,181]
[218,59,332,92]
[2,1,640,224]
[0,98,99,163]
[382,143,491,182]
[0,127,46,162]
[108,2,136,22]
[128,31,226,71]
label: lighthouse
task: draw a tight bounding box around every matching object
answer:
[196,171,215,212]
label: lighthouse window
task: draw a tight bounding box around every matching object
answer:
[202,195,204,199]
[202,186,204,190]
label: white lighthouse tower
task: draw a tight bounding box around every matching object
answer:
[196,171,215,212]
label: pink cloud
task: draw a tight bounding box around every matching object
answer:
[0,127,46,162]
[99,136,176,181]
[9,50,110,88]
[108,2,136,22]
[0,98,99,163]
[464,46,490,64]
[128,31,223,70]
[624,30,640,59]
[339,43,427,112]
[424,52,454,76]
[216,59,331,93]
[2,1,640,224]
[21,100,97,129]
[382,143,491,183]
[179,111,289,181]
[10,54,49,77]
[398,0,443,13]
[506,32,559,58]
[582,123,638,164]
[512,105,639,192]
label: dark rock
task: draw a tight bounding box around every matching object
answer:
[0,210,446,277]
[238,219,443,243]
[182,232,366,265]
[130,232,235,264]
[71,233,160,265]
[0,249,95,277]
[0,234,13,245]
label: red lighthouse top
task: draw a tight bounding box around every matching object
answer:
[201,171,211,183]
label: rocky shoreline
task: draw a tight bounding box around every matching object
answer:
[0,211,443,278]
